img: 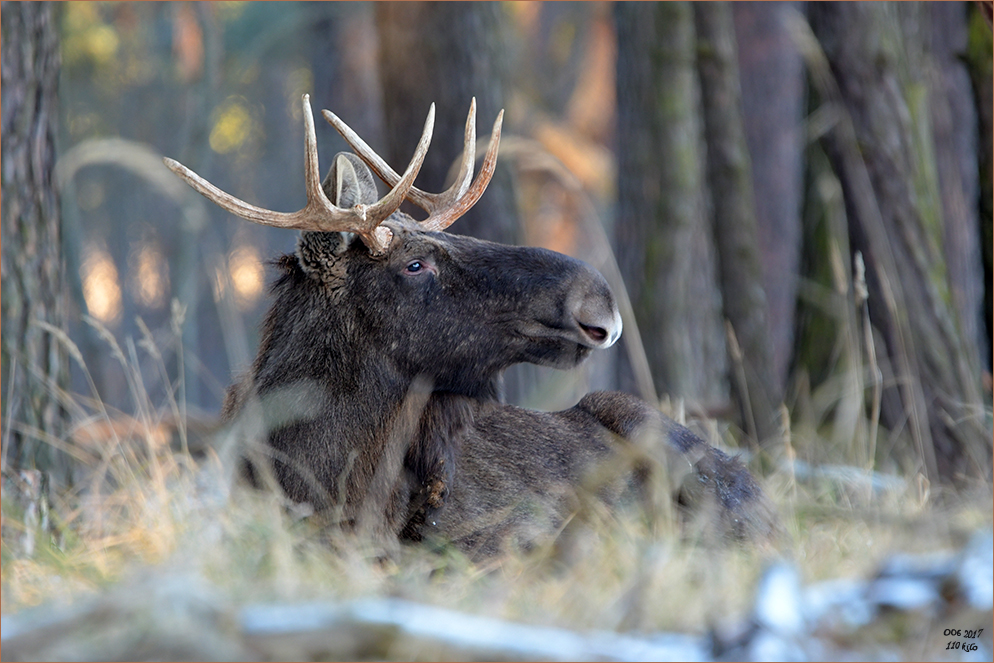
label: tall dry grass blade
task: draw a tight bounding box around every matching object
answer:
[780,404,797,504]
[124,333,164,489]
[32,319,120,449]
[827,238,868,466]
[726,321,758,449]
[81,315,150,434]
[136,316,189,458]
[170,299,190,458]
[854,251,882,471]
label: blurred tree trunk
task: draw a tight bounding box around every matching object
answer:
[809,2,992,482]
[1,1,70,481]
[731,2,806,394]
[615,2,729,410]
[964,2,993,370]
[375,2,518,246]
[928,1,987,373]
[694,2,781,448]
[311,4,384,154]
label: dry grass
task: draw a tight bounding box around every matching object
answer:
[3,439,989,641]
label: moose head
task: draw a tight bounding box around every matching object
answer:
[166,96,621,401]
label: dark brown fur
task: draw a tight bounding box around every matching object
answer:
[222,154,779,557]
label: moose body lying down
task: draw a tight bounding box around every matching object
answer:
[166,96,778,557]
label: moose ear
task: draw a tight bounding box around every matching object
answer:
[323,152,379,207]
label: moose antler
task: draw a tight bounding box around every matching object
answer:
[163,94,434,255]
[322,98,503,232]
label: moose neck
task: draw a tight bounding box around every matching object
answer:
[245,257,393,429]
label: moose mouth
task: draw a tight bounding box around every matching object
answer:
[513,321,610,369]
[521,311,620,348]
[577,320,609,345]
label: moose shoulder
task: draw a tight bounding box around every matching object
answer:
[166,95,779,558]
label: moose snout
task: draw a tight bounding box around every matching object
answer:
[570,272,623,349]
[574,305,623,349]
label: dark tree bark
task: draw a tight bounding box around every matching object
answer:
[310,4,384,155]
[1,1,70,481]
[375,2,518,246]
[928,1,987,374]
[964,2,993,369]
[694,1,782,448]
[809,2,992,482]
[615,2,729,409]
[731,2,806,392]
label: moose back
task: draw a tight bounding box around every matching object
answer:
[165,95,779,557]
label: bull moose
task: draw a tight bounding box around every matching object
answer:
[164,95,779,557]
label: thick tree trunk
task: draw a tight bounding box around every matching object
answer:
[928,1,987,374]
[1,1,70,481]
[310,4,384,156]
[731,2,806,393]
[694,1,782,447]
[375,2,518,246]
[964,3,993,369]
[615,2,729,410]
[809,2,992,482]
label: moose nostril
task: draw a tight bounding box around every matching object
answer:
[578,322,608,344]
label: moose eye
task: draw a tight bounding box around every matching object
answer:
[402,257,437,277]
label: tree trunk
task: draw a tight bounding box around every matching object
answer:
[964,2,993,370]
[375,2,518,246]
[731,1,806,394]
[809,2,992,482]
[1,1,70,481]
[928,1,987,375]
[694,1,782,448]
[615,2,729,410]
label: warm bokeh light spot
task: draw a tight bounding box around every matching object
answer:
[82,244,122,325]
[228,244,264,310]
[130,242,170,309]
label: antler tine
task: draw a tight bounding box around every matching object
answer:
[163,95,347,232]
[163,94,431,255]
[321,107,430,208]
[419,108,502,231]
[162,157,311,230]
[426,96,477,211]
[362,103,435,227]
[322,99,503,232]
